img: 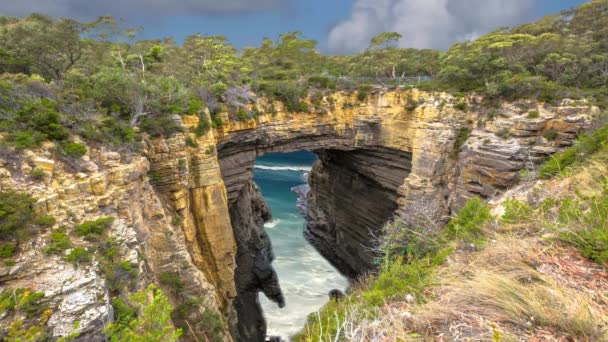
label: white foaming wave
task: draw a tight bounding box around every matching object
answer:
[255,165,312,172]
[264,219,281,228]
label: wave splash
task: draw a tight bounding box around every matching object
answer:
[255,165,312,172]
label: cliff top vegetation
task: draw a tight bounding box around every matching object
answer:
[0,0,606,156]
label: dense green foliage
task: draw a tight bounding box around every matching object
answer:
[0,1,604,156]
[44,228,73,255]
[74,217,114,238]
[0,191,57,259]
[105,285,182,342]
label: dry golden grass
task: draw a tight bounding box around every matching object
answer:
[410,237,608,341]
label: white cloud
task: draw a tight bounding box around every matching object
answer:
[0,0,285,19]
[328,0,537,54]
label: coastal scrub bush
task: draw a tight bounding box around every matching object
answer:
[445,197,492,242]
[44,228,72,255]
[357,84,372,102]
[0,191,37,238]
[105,285,182,342]
[540,124,608,178]
[500,199,534,224]
[61,142,87,159]
[0,242,17,258]
[64,247,91,266]
[75,217,114,238]
[139,114,184,138]
[200,309,225,342]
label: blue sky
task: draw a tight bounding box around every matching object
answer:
[0,0,590,53]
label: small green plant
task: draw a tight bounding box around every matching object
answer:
[75,217,114,237]
[105,285,182,342]
[64,247,91,266]
[500,199,534,224]
[195,117,211,137]
[540,124,608,178]
[30,168,45,180]
[62,142,88,159]
[171,216,183,227]
[0,242,17,258]
[495,128,511,140]
[44,228,72,255]
[527,110,540,119]
[185,136,198,147]
[544,130,559,141]
[36,215,56,227]
[148,171,162,185]
[357,85,372,102]
[445,197,492,242]
[199,308,225,342]
[235,108,249,121]
[4,260,16,266]
[455,101,468,111]
[160,271,185,294]
[453,127,472,157]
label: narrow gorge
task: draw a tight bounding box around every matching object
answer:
[0,89,596,341]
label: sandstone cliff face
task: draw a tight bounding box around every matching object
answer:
[0,125,233,341]
[214,90,597,282]
[0,89,598,341]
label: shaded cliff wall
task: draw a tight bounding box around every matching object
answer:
[306,148,412,278]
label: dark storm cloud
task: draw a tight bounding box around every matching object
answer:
[0,0,286,19]
[328,0,537,54]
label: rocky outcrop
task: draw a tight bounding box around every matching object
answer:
[0,89,598,342]
[229,180,283,341]
[0,127,233,341]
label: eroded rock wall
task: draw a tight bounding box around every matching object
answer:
[306,148,412,278]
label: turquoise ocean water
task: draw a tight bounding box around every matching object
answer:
[254,151,348,340]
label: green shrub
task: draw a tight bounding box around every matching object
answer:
[0,288,46,318]
[187,99,205,114]
[195,117,211,137]
[455,101,468,111]
[140,114,184,138]
[105,261,138,292]
[160,272,184,294]
[13,131,46,149]
[209,83,228,97]
[357,85,372,102]
[75,217,114,237]
[199,309,225,342]
[185,136,199,147]
[364,256,435,306]
[495,128,511,139]
[0,191,37,238]
[61,142,87,159]
[544,130,559,141]
[44,228,72,255]
[30,168,45,180]
[307,76,336,90]
[211,115,224,128]
[35,215,56,227]
[558,188,607,265]
[540,125,608,178]
[105,285,182,342]
[235,108,249,121]
[445,197,492,242]
[0,242,17,258]
[500,199,534,224]
[64,247,91,266]
[4,260,16,266]
[453,127,471,157]
[527,110,540,119]
[111,297,137,326]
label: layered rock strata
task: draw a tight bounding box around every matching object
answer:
[0,89,598,342]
